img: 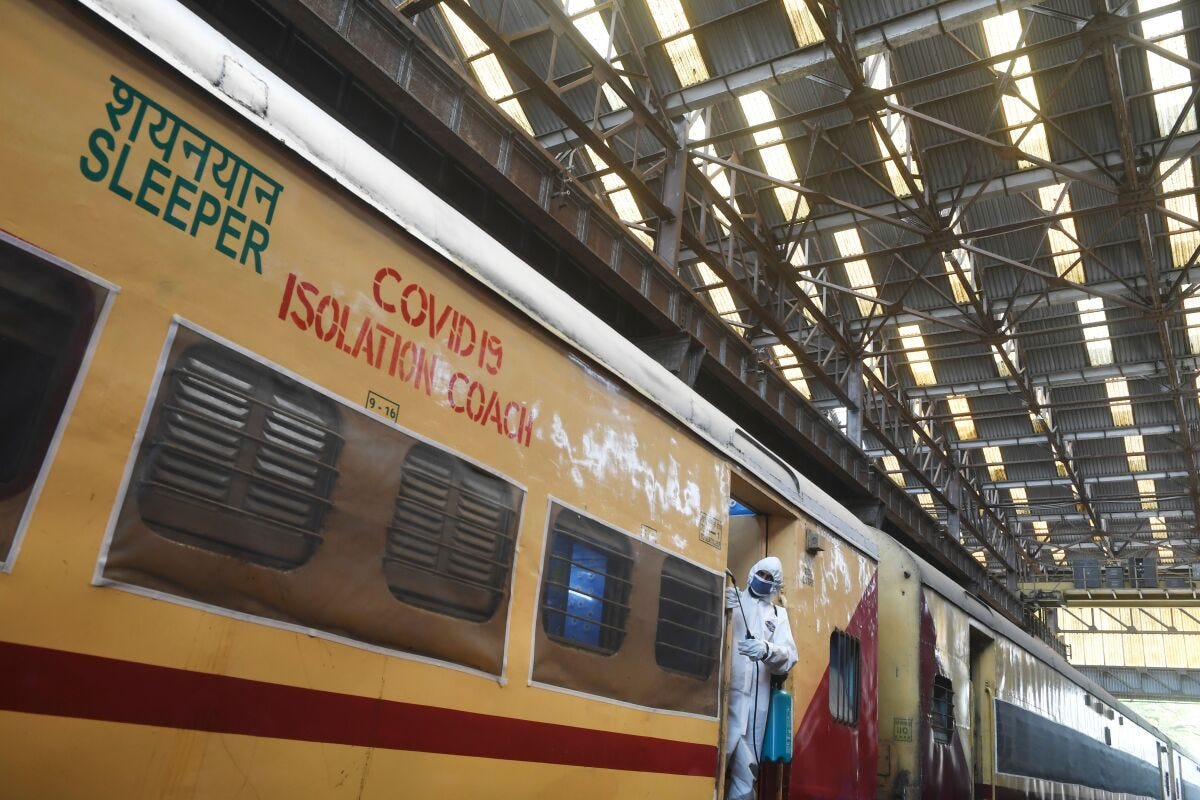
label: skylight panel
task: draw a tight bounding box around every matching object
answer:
[993,337,1018,376]
[1053,548,1066,564]
[789,246,823,322]
[695,262,739,322]
[918,493,935,512]
[738,92,809,221]
[943,245,975,304]
[1151,513,1172,561]
[688,114,737,228]
[981,12,1049,164]
[1036,185,1085,283]
[1139,0,1195,136]
[1125,435,1147,473]
[898,324,937,386]
[442,7,534,134]
[1077,297,1113,366]
[881,454,905,486]
[1150,516,1168,538]
[1105,378,1135,426]
[1137,478,1158,510]
[1139,3,1200,267]
[581,147,652,247]
[863,53,922,197]
[1010,487,1029,515]
[834,229,878,316]
[772,343,810,398]
[983,446,1006,481]
[781,0,822,48]
[1161,160,1200,267]
[565,0,628,110]
[645,0,709,86]
[1033,520,1050,542]
[947,395,977,440]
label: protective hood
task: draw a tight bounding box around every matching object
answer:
[746,556,783,596]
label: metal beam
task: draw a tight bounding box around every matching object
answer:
[536,0,1043,150]
[1076,666,1200,700]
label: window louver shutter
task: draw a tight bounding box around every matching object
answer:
[383,443,519,621]
[138,345,342,569]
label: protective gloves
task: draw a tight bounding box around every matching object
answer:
[725,586,740,610]
[737,638,768,661]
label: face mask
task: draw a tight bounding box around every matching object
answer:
[748,574,777,597]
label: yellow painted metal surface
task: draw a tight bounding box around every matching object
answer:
[0,2,732,795]
[873,534,922,796]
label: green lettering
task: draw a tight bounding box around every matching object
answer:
[215,205,246,260]
[80,128,114,183]
[189,191,220,237]
[107,143,135,201]
[239,221,269,274]
[163,174,197,232]
[135,159,171,216]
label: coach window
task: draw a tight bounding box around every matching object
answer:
[931,675,955,743]
[540,509,632,654]
[655,556,722,679]
[829,630,861,725]
[137,344,342,569]
[0,240,104,562]
[383,443,520,621]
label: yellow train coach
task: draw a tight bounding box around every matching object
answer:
[0,1,882,797]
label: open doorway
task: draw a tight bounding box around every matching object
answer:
[968,627,995,799]
[728,495,768,588]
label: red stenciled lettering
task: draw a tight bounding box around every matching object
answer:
[466,380,487,423]
[448,372,470,413]
[373,267,401,313]
[519,406,534,447]
[429,297,454,344]
[483,334,503,375]
[481,391,504,435]
[401,283,428,328]
[455,314,476,358]
[372,323,395,370]
[291,281,318,331]
[412,349,437,396]
[502,401,523,440]
[277,272,297,321]
[314,295,340,343]
[336,303,352,352]
[350,318,375,365]
[395,340,416,382]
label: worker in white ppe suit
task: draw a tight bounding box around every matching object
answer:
[724,556,798,800]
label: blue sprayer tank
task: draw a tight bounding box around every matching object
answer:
[761,685,793,763]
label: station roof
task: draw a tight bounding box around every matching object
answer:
[396,0,1200,582]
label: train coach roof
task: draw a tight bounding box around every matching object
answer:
[79,0,879,562]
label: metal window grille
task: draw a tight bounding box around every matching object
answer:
[931,674,955,744]
[829,630,861,726]
[654,556,722,679]
[382,443,520,621]
[138,343,342,569]
[540,510,632,655]
[0,244,96,495]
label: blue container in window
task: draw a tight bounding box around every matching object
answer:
[761,686,793,763]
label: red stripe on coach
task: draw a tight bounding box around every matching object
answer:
[0,641,716,776]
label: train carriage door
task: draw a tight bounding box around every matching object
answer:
[728,495,767,582]
[722,477,801,800]
[968,626,995,800]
